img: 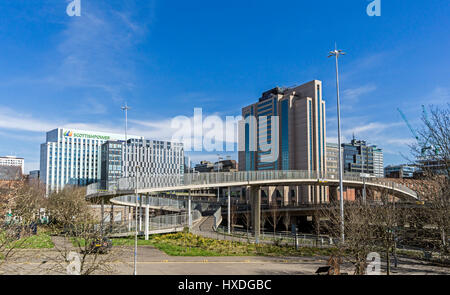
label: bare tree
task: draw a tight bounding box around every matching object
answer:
[371,190,399,275]
[241,210,251,241]
[321,200,378,275]
[43,187,123,275]
[0,178,45,274]
[410,105,449,259]
[267,201,282,235]
[282,212,291,232]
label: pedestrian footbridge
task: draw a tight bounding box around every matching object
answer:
[86,170,419,201]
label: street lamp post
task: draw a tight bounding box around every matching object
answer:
[121,103,131,178]
[329,46,346,243]
[134,165,139,276]
[361,142,370,204]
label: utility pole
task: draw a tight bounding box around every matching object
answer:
[329,45,346,243]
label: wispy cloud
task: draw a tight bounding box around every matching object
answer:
[342,84,377,103]
[0,107,56,132]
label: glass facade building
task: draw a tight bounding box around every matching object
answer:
[239,80,327,204]
[342,138,384,178]
[40,128,143,194]
[101,138,184,190]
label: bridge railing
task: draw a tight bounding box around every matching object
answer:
[107,210,202,235]
[86,170,418,199]
[113,195,187,211]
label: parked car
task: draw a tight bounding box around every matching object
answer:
[88,237,112,254]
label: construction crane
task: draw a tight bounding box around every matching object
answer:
[397,108,419,142]
[397,107,439,156]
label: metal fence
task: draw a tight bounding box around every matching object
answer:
[215,226,335,248]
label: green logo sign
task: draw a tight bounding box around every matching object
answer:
[64,131,110,140]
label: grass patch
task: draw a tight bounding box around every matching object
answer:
[1,233,54,249]
[111,233,335,257]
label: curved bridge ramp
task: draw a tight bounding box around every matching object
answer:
[106,210,202,238]
[87,170,419,202]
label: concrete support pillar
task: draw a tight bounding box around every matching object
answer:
[330,186,339,203]
[268,186,276,204]
[188,190,192,231]
[145,205,149,240]
[250,186,261,243]
[139,195,142,232]
[128,206,131,232]
[228,187,231,234]
[100,198,104,236]
[283,186,290,206]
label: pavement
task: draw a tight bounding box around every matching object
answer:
[2,245,449,275]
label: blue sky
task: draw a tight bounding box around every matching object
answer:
[0,0,449,172]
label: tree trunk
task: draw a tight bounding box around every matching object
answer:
[386,248,390,275]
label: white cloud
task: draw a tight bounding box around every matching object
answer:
[0,107,56,132]
[342,84,377,103]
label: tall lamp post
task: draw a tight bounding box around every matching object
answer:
[217,154,223,202]
[134,165,139,276]
[328,46,346,243]
[121,103,131,178]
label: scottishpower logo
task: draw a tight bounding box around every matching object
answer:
[64,130,110,140]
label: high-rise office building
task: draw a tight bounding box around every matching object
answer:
[101,139,184,190]
[40,128,143,194]
[342,138,384,178]
[373,146,384,178]
[239,80,327,204]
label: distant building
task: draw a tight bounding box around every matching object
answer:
[194,161,214,173]
[184,156,192,174]
[373,147,384,178]
[101,138,184,190]
[384,165,417,179]
[100,140,123,190]
[214,159,238,172]
[415,159,449,176]
[342,138,384,178]
[29,170,40,180]
[326,143,339,174]
[0,166,22,181]
[0,156,24,175]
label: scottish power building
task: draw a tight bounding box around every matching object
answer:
[40,128,143,194]
[41,128,185,194]
[239,80,327,204]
